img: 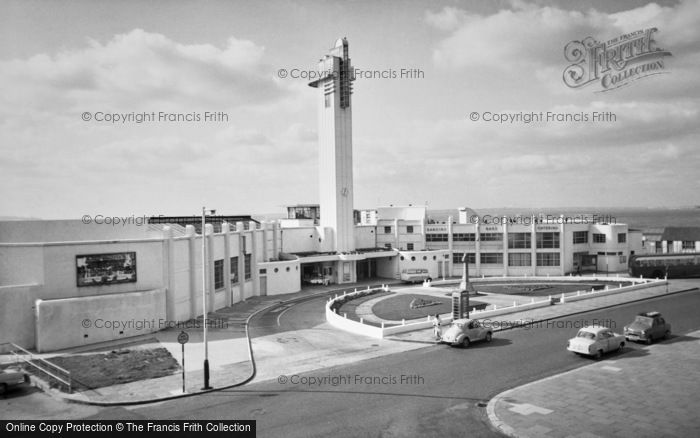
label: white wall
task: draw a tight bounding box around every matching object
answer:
[35,288,166,352]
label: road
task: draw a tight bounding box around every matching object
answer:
[118,288,700,438]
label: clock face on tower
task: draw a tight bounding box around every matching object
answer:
[340,187,349,197]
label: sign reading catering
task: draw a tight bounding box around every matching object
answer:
[563,28,672,92]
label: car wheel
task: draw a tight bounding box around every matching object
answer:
[618,342,625,352]
[594,349,603,360]
[664,331,671,340]
[0,383,7,396]
[646,336,653,345]
[462,337,470,348]
[485,332,492,342]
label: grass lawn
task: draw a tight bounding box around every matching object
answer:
[371,294,488,321]
[42,347,180,392]
[475,282,617,296]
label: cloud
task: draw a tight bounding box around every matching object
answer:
[425,7,469,32]
[0,29,289,115]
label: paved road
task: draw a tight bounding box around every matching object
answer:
[124,289,700,437]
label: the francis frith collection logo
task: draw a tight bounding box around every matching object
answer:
[563,28,672,92]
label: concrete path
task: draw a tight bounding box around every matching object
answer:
[487,330,700,438]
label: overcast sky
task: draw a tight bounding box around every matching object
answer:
[1,0,698,219]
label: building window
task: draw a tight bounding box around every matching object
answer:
[384,226,392,234]
[508,253,531,267]
[536,232,560,249]
[618,233,627,243]
[230,256,238,285]
[244,254,252,280]
[384,243,392,249]
[453,233,476,242]
[619,255,627,263]
[508,233,531,249]
[593,233,606,243]
[453,253,476,264]
[242,235,246,253]
[407,243,414,250]
[410,256,416,261]
[536,253,560,266]
[682,241,695,250]
[480,233,502,242]
[261,269,268,274]
[480,253,503,264]
[214,260,224,290]
[573,231,588,244]
[426,233,448,242]
[407,225,414,234]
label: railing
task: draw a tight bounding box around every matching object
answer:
[1,342,72,393]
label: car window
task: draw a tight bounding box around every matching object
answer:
[577,331,595,340]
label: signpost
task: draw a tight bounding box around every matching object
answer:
[177,331,189,393]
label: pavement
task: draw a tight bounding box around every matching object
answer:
[6,274,699,437]
[487,329,700,438]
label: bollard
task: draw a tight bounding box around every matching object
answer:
[619,284,622,288]
[577,291,580,296]
[531,298,535,303]
[381,322,385,329]
[513,301,517,307]
[561,293,566,304]
[343,313,347,318]
[605,285,609,290]
[473,307,476,313]
[344,291,347,295]
[402,319,406,326]
[360,318,363,324]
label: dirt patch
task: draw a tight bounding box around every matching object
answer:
[43,347,180,392]
[371,294,488,321]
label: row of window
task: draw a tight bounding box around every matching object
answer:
[426,233,478,242]
[425,231,629,246]
[452,252,561,266]
[213,255,252,290]
[384,226,415,234]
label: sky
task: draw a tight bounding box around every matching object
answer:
[1,0,698,219]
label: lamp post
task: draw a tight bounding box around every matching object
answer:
[201,206,215,390]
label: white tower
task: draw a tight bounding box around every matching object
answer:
[309,38,356,252]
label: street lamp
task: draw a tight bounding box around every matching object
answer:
[201,206,215,390]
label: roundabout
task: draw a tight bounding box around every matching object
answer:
[330,276,644,333]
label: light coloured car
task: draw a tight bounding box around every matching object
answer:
[440,318,492,348]
[400,268,432,284]
[567,326,625,359]
[0,367,30,395]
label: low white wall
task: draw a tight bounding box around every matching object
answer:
[325,277,668,339]
[35,288,166,352]
[559,279,665,303]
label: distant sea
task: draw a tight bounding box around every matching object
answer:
[426,207,700,233]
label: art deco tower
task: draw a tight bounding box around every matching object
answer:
[309,38,356,252]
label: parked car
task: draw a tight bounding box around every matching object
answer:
[567,326,625,359]
[440,318,492,348]
[624,311,671,344]
[400,268,432,284]
[0,367,30,395]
